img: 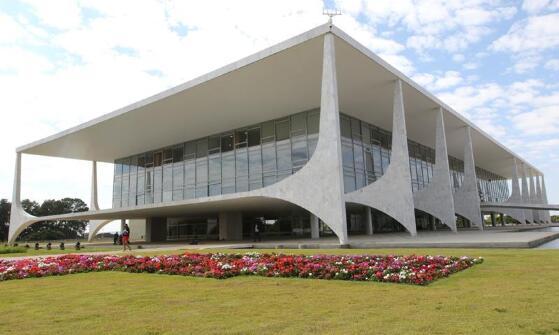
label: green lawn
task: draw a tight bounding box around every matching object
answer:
[0,248,558,335]
[0,245,125,258]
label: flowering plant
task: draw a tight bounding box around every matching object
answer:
[0,253,483,285]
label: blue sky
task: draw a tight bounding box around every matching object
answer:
[0,0,558,231]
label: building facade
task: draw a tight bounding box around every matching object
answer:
[8,23,552,245]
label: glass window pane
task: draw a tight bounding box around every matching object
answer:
[275,119,289,141]
[248,128,260,147]
[222,151,235,194]
[221,133,234,152]
[235,130,247,148]
[163,164,172,202]
[291,113,306,136]
[196,158,208,184]
[173,145,184,162]
[341,116,351,138]
[276,142,291,173]
[354,144,364,171]
[262,121,275,142]
[163,149,173,163]
[208,136,220,154]
[209,156,221,183]
[172,162,184,201]
[342,143,354,168]
[185,142,196,157]
[307,110,319,134]
[291,136,308,166]
[154,152,162,167]
[185,160,195,186]
[196,139,208,158]
[153,168,162,203]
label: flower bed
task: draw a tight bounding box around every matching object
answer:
[0,253,483,285]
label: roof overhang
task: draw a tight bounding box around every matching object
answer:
[17,23,540,178]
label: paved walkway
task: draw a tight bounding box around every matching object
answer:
[3,226,558,261]
[255,229,559,249]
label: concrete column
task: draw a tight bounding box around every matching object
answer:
[260,32,349,245]
[310,213,320,239]
[87,161,112,241]
[219,212,243,241]
[413,107,457,231]
[529,169,540,223]
[453,127,483,230]
[364,207,373,235]
[504,158,526,224]
[345,79,417,236]
[430,216,436,231]
[541,176,551,223]
[500,213,506,226]
[490,213,496,227]
[8,153,38,244]
[521,163,533,223]
[91,161,100,210]
[535,175,544,224]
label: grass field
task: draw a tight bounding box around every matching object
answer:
[0,248,558,335]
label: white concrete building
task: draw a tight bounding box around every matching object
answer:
[8,23,552,245]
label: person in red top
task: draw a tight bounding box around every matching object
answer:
[122,223,132,251]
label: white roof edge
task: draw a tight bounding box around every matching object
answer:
[330,26,542,176]
[16,23,331,154]
[16,23,542,176]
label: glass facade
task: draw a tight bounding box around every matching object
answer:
[340,113,509,202]
[112,109,319,208]
[113,109,509,208]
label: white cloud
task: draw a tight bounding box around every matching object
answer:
[544,59,559,70]
[412,70,463,91]
[452,54,465,62]
[521,0,559,14]
[491,13,559,52]
[512,105,559,134]
[336,0,517,53]
[20,0,83,30]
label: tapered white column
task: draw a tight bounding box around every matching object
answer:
[91,161,100,211]
[535,175,546,224]
[529,169,540,223]
[413,107,456,231]
[259,32,348,245]
[484,158,525,224]
[88,161,112,241]
[520,163,533,223]
[453,127,482,229]
[8,153,38,244]
[508,158,525,223]
[345,79,417,236]
[541,176,551,223]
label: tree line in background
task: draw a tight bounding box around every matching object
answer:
[0,198,88,242]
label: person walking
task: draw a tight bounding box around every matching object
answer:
[121,225,132,251]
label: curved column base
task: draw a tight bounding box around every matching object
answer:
[345,172,416,237]
[88,219,115,242]
[414,197,457,232]
[482,207,525,225]
[454,191,483,229]
[8,206,38,245]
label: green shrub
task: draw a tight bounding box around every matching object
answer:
[0,246,27,254]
